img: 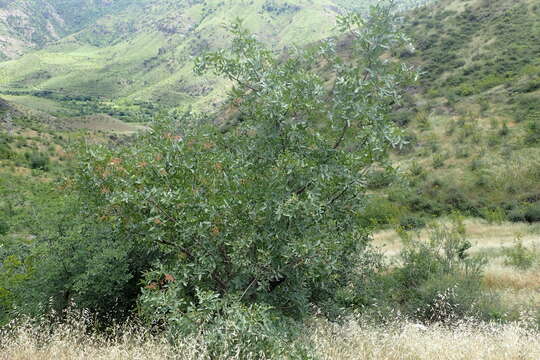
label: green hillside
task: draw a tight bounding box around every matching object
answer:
[357,0,540,227]
[0,1,433,119]
[0,0,135,59]
[0,0,358,118]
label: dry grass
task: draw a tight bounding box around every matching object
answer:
[372,219,539,256]
[483,259,540,291]
[0,320,207,360]
[1,318,539,360]
[311,319,540,360]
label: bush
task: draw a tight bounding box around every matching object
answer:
[360,197,402,227]
[398,214,426,230]
[390,221,488,323]
[508,206,527,222]
[0,143,14,160]
[366,169,396,189]
[389,110,414,127]
[481,207,506,224]
[0,174,165,325]
[25,151,49,171]
[72,2,414,346]
[139,289,309,358]
[499,122,510,136]
[504,238,536,270]
[395,132,417,155]
[524,202,540,222]
[409,161,425,178]
[511,202,540,223]
[432,153,445,168]
[524,120,540,145]
[412,273,486,323]
[0,217,8,235]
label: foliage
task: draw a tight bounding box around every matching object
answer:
[0,218,8,235]
[24,151,49,171]
[72,1,413,340]
[509,202,540,223]
[398,214,426,230]
[0,173,163,325]
[503,236,537,270]
[524,120,540,145]
[389,219,490,322]
[139,289,310,358]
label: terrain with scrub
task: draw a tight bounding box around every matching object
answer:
[0,0,539,359]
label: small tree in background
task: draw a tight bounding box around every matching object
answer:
[74,0,414,352]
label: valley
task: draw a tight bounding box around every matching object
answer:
[0,0,539,359]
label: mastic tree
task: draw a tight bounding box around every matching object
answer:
[75,0,414,333]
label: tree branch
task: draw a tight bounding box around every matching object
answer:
[333,118,350,149]
[227,72,260,94]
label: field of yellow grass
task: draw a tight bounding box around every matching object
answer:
[1,318,539,360]
[372,219,539,256]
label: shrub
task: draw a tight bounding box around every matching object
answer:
[0,217,8,235]
[524,120,540,145]
[139,289,308,358]
[398,214,426,230]
[412,273,486,323]
[25,151,49,171]
[360,197,402,227]
[390,221,488,323]
[524,202,540,223]
[75,2,415,344]
[511,202,540,223]
[499,121,510,136]
[416,111,431,131]
[0,175,165,325]
[481,207,506,224]
[366,169,396,189]
[508,206,527,222]
[394,132,417,154]
[432,153,445,168]
[504,237,536,270]
[0,143,14,160]
[389,110,414,127]
[409,161,425,178]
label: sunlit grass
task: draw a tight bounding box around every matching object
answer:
[1,316,538,360]
[372,218,539,256]
[311,318,540,360]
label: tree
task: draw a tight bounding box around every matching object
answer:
[74,0,414,339]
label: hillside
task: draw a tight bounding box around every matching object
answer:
[1,0,538,221]
[357,0,540,227]
[0,0,362,119]
[0,0,134,60]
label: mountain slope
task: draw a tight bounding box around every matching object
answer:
[0,0,355,117]
[1,0,538,225]
[0,0,135,60]
[361,0,540,226]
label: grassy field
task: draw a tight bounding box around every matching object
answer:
[1,316,538,359]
